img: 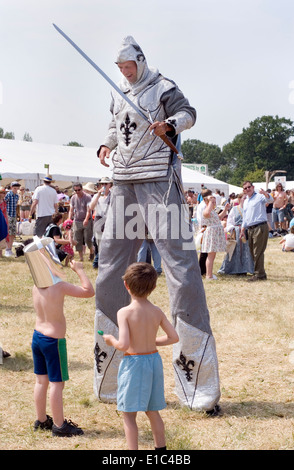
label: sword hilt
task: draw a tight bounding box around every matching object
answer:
[159,134,184,160]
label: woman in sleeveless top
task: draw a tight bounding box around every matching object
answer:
[201,195,228,280]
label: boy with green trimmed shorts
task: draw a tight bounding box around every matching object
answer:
[31,260,94,437]
[102,262,179,450]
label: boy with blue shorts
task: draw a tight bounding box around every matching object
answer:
[102,262,179,450]
[31,259,94,437]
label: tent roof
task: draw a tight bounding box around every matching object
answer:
[0,138,229,194]
[181,165,229,194]
[0,138,112,187]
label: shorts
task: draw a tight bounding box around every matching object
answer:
[73,219,93,251]
[117,351,166,412]
[34,215,54,238]
[272,207,285,223]
[7,216,17,236]
[31,330,69,382]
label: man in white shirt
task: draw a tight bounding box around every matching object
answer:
[240,181,273,281]
[29,175,59,237]
[213,189,222,206]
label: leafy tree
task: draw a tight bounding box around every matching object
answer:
[181,139,224,176]
[222,115,294,185]
[243,168,266,184]
[65,141,84,147]
[0,127,15,139]
[23,132,33,142]
[214,164,233,182]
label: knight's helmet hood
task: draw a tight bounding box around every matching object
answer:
[115,36,147,83]
[24,236,66,288]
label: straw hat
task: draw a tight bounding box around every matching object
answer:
[100,176,113,184]
[43,175,55,183]
[83,182,97,193]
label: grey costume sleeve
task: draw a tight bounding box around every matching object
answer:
[161,87,197,137]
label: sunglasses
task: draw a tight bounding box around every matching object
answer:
[243,186,252,190]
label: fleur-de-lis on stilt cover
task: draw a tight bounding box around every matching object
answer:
[94,343,107,373]
[176,351,195,382]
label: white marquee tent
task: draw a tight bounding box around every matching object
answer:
[0,138,111,190]
[180,165,229,195]
[0,138,229,195]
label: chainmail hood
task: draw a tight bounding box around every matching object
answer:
[116,36,159,95]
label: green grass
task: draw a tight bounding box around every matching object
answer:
[1,237,294,450]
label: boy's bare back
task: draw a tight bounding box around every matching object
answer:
[103,263,178,354]
[104,297,178,354]
[119,298,163,354]
[33,260,94,339]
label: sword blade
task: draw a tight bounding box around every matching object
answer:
[52,23,150,124]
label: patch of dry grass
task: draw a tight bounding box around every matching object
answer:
[1,237,294,450]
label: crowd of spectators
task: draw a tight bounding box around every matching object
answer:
[185,184,294,280]
[1,180,294,268]
[0,177,113,265]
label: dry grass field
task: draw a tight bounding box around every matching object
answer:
[1,236,294,451]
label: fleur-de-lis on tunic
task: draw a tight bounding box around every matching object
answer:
[176,351,195,382]
[120,113,137,146]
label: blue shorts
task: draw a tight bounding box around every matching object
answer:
[117,351,166,412]
[272,207,285,223]
[31,330,69,382]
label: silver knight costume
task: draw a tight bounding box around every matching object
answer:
[94,36,220,412]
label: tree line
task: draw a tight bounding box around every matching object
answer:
[182,115,294,185]
[0,128,83,148]
[2,114,294,185]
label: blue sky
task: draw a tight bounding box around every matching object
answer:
[1,0,294,149]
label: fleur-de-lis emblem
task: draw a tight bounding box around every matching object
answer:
[176,351,195,382]
[94,343,107,373]
[120,114,137,146]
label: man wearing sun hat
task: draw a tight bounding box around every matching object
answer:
[88,176,113,266]
[29,175,59,237]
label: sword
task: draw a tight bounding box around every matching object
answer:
[53,24,183,160]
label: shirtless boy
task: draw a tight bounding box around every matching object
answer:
[103,262,179,450]
[32,260,94,437]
